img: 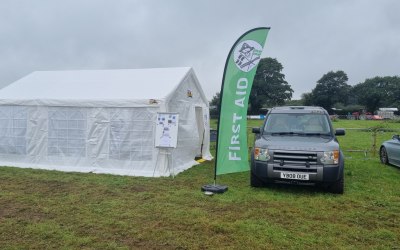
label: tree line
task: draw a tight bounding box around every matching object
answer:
[210,57,400,115]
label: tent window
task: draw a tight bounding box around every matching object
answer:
[0,106,27,155]
[109,108,155,161]
[48,108,87,157]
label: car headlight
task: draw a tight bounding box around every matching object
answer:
[320,150,339,164]
[254,147,270,161]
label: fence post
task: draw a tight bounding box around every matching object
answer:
[371,129,377,157]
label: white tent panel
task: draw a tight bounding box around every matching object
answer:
[0,67,190,99]
[167,71,212,164]
[0,67,211,177]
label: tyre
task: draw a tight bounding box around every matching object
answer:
[328,174,344,194]
[250,170,265,187]
[380,146,389,165]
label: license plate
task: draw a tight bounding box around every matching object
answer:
[280,172,309,180]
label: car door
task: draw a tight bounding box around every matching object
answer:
[386,137,400,166]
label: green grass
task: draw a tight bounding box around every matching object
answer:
[1,119,400,249]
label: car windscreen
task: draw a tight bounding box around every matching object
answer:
[263,113,332,135]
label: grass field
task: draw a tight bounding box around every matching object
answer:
[1,120,400,249]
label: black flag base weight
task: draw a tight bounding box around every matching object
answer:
[201,184,228,194]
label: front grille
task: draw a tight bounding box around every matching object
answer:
[273,150,318,165]
[273,167,317,173]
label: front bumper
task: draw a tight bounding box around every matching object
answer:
[252,160,342,183]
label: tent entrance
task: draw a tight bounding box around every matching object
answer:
[195,107,205,158]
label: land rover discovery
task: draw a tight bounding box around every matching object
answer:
[251,106,345,194]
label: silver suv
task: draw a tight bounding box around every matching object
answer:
[251,106,345,194]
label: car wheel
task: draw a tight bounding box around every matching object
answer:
[380,146,389,165]
[250,170,265,187]
[328,174,344,194]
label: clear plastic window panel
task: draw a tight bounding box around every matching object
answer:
[0,106,27,155]
[48,108,87,157]
[109,108,155,161]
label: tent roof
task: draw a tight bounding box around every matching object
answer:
[0,67,192,101]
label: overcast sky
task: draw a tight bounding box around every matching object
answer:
[1,0,399,100]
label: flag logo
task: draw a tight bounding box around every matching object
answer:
[233,40,263,72]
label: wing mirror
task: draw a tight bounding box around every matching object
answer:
[335,128,345,136]
[252,127,261,134]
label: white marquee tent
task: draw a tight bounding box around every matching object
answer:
[0,67,212,177]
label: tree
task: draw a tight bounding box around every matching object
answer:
[284,99,303,106]
[352,76,400,112]
[209,92,220,117]
[301,92,313,106]
[309,70,351,112]
[249,58,293,114]
[209,57,293,115]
